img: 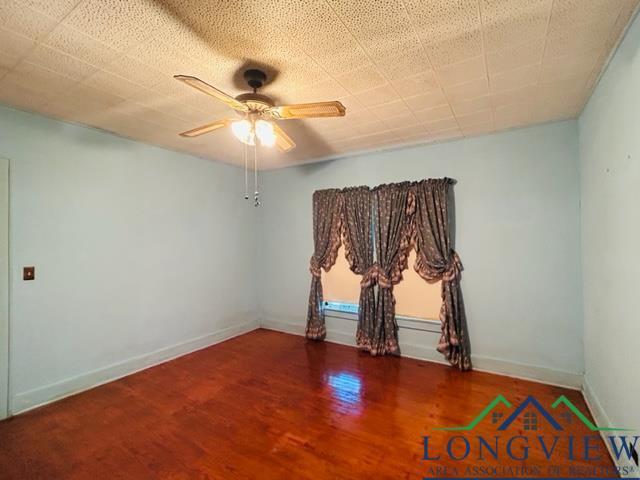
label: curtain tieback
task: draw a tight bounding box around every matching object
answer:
[309,256,322,278]
[415,250,463,282]
[360,263,392,289]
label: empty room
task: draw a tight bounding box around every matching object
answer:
[0,0,639,478]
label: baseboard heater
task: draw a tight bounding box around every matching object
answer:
[323,301,441,334]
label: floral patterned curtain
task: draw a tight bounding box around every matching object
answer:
[341,187,376,351]
[413,179,471,370]
[307,179,471,370]
[306,189,343,340]
[368,182,416,355]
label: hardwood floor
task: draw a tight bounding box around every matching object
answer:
[0,329,616,479]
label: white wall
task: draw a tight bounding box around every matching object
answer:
[579,11,640,443]
[258,121,584,385]
[0,105,258,413]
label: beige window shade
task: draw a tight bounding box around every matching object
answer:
[323,245,442,320]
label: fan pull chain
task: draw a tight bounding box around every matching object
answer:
[243,142,249,200]
[253,143,260,207]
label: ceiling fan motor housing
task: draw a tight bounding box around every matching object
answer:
[235,93,274,112]
[244,69,267,91]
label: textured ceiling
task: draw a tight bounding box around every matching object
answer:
[0,0,638,169]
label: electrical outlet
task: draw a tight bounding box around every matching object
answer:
[23,266,35,281]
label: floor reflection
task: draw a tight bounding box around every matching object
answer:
[326,371,363,415]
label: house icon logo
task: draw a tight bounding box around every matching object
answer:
[434,394,630,432]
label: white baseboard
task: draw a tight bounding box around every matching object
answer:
[11,320,259,415]
[471,355,582,390]
[582,375,638,476]
[262,318,306,336]
[260,317,583,389]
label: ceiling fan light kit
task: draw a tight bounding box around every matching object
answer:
[174,68,346,205]
[231,119,255,145]
[254,120,276,147]
[230,117,276,147]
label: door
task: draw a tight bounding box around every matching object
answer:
[0,158,8,419]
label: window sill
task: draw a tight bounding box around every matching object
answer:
[323,301,441,334]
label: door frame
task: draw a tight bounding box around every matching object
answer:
[0,158,9,419]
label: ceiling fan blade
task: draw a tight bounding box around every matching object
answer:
[174,75,248,112]
[268,101,346,120]
[179,119,231,137]
[273,123,296,152]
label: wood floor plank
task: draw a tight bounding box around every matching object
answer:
[0,329,616,479]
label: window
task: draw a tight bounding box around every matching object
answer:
[523,412,538,431]
[323,244,442,320]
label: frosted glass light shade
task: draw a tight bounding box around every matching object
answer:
[255,120,276,147]
[231,119,254,145]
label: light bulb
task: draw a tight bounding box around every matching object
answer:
[255,119,276,147]
[231,119,254,145]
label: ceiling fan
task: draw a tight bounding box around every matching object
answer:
[174,69,347,152]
